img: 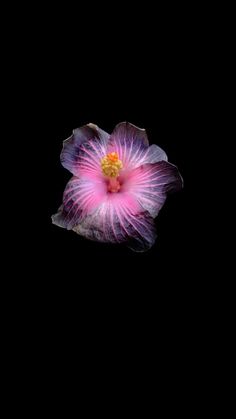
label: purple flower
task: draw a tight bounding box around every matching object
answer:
[52,122,183,251]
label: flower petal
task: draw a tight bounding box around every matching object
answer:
[52,175,107,229]
[108,122,148,169]
[111,121,149,145]
[75,137,108,181]
[60,123,110,175]
[138,144,168,164]
[109,122,167,169]
[72,193,157,252]
[124,161,183,218]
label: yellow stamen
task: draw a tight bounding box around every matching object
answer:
[101,152,123,178]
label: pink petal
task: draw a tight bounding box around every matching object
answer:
[72,192,157,252]
[123,161,183,218]
[52,175,107,229]
[76,138,109,181]
[108,122,167,170]
[60,123,110,176]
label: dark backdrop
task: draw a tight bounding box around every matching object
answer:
[41,40,194,267]
[15,9,203,389]
[26,14,199,312]
[37,49,195,318]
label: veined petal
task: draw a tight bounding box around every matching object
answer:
[60,123,110,175]
[72,193,157,252]
[124,161,183,218]
[137,144,168,164]
[109,122,167,169]
[108,122,148,167]
[52,175,107,229]
[75,138,109,180]
[111,121,149,146]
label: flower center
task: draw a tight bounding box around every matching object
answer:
[101,152,123,193]
[101,152,123,177]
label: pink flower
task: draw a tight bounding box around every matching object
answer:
[52,122,183,251]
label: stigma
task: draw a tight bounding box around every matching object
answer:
[101,152,123,178]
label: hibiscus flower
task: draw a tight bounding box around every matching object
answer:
[52,122,183,251]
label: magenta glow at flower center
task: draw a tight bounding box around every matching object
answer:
[52,122,183,251]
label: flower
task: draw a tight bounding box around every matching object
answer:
[52,122,183,251]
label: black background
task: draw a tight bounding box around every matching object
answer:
[40,33,194,278]
[22,10,200,319]
[4,5,223,409]
[12,7,205,384]
[37,40,197,332]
